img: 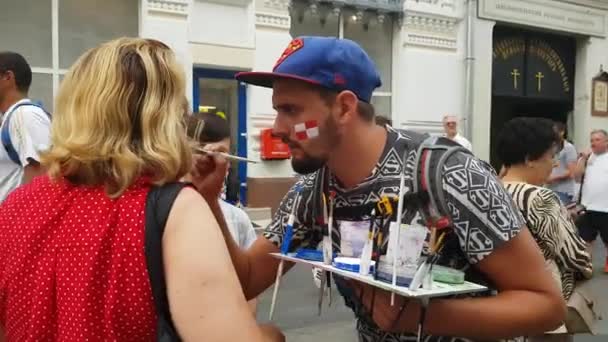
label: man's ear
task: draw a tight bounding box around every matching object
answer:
[335,91,359,125]
[2,71,14,82]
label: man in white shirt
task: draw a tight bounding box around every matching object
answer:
[0,52,50,202]
[442,114,472,151]
[547,122,577,204]
[575,129,608,272]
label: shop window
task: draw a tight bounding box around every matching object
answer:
[343,8,393,93]
[59,0,139,69]
[289,5,393,119]
[290,7,339,38]
[29,74,54,111]
[0,0,53,68]
[0,0,139,107]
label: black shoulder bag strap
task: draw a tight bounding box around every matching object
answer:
[577,156,589,205]
[145,182,187,342]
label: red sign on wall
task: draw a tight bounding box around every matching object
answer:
[260,128,291,160]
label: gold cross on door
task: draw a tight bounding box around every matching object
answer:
[511,69,520,89]
[535,72,544,92]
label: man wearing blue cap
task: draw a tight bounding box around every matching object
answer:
[191,36,565,341]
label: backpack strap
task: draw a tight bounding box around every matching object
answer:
[1,101,51,166]
[413,136,473,229]
[144,182,187,342]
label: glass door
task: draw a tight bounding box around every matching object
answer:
[193,69,248,206]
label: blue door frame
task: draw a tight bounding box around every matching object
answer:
[193,68,248,206]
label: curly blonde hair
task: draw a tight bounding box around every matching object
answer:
[42,37,192,197]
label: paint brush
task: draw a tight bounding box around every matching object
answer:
[195,147,259,164]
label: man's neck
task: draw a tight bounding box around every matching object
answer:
[0,92,25,113]
[327,124,387,189]
[447,132,457,139]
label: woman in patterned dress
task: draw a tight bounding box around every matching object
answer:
[497,117,592,339]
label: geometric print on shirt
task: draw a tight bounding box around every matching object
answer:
[264,127,526,342]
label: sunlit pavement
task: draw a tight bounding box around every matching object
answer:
[256,239,608,341]
[256,264,356,341]
[573,239,608,342]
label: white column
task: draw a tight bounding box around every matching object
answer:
[470,17,495,161]
[139,0,193,103]
[395,0,464,135]
[248,0,295,178]
[572,36,608,150]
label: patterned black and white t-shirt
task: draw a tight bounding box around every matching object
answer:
[264,127,525,342]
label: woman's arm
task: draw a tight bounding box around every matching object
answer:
[162,187,284,342]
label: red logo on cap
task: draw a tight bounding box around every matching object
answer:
[334,73,346,86]
[273,38,304,71]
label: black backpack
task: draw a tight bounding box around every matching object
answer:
[411,135,474,230]
[319,131,474,228]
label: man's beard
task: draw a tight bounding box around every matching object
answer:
[289,115,339,175]
[291,153,326,174]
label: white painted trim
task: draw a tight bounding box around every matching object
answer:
[30,67,68,75]
[400,119,444,134]
[30,67,55,74]
[479,0,608,37]
[189,40,258,51]
[147,0,189,17]
[372,91,392,97]
[263,0,289,12]
[391,19,399,123]
[560,0,608,10]
[255,12,291,29]
[52,0,59,101]
[207,0,251,7]
[138,0,144,37]
[404,33,458,50]
[338,11,345,39]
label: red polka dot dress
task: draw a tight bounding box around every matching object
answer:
[0,176,157,341]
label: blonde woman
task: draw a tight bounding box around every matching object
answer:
[0,38,282,342]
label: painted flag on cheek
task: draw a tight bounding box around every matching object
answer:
[294,120,320,141]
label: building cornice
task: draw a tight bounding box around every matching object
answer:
[479,0,607,37]
[256,12,292,29]
[147,0,190,17]
[558,0,608,10]
[264,0,290,12]
[402,0,461,50]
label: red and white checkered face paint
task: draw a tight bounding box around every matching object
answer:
[294,120,319,141]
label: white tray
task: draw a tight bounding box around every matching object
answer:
[271,253,488,299]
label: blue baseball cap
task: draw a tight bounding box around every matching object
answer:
[236,36,382,103]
